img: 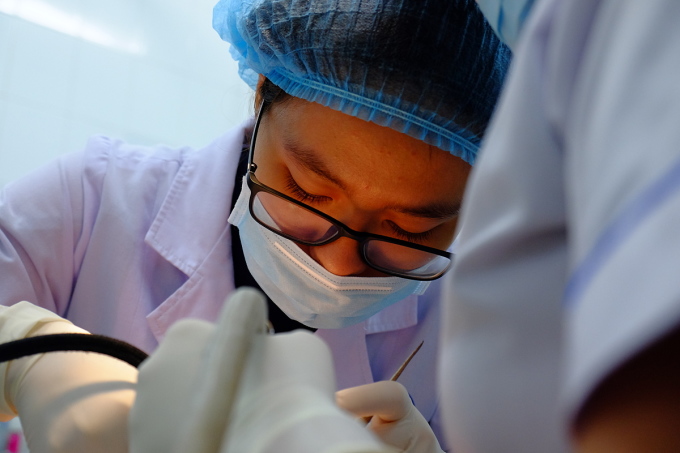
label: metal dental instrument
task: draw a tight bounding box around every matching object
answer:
[362,340,424,424]
[389,340,424,381]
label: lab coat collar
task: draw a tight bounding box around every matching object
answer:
[315,295,420,389]
[144,121,252,276]
[364,295,419,333]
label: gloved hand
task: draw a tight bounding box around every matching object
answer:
[130,287,394,453]
[336,381,444,453]
[1,302,137,453]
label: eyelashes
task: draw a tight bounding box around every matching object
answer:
[386,220,435,243]
[284,175,331,204]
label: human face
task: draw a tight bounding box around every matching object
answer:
[252,97,472,278]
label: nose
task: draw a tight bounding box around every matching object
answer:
[309,236,368,277]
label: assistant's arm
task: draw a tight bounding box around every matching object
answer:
[0,301,137,453]
[0,302,85,419]
[573,327,680,452]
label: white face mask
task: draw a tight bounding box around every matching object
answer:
[476,0,536,50]
[228,177,431,329]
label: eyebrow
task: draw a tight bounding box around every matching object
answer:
[283,140,348,190]
[283,140,461,220]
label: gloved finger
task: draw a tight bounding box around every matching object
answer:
[175,287,268,453]
[336,381,412,423]
[129,318,214,453]
[218,328,392,453]
[338,382,444,453]
[230,329,337,409]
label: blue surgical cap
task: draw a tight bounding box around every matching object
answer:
[213,0,511,164]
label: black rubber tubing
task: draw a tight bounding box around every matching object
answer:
[0,334,149,368]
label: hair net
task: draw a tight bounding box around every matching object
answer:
[213,0,511,164]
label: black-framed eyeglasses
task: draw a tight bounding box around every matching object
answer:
[246,101,452,281]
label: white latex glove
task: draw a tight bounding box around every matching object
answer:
[128,317,214,453]
[1,302,137,453]
[336,381,444,453]
[130,287,394,453]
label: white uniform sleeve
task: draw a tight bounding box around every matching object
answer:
[441,1,680,452]
[0,301,85,419]
[559,0,680,417]
[440,0,570,450]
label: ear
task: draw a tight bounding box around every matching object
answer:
[254,74,266,109]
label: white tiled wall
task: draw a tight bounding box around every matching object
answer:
[0,0,253,186]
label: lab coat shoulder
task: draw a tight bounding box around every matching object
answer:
[0,134,191,316]
[0,141,98,316]
[0,123,250,352]
[72,126,247,350]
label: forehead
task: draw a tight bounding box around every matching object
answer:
[264,99,471,200]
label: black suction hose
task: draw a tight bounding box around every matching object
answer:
[0,334,149,368]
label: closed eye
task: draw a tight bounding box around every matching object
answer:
[386,220,435,243]
[285,175,331,204]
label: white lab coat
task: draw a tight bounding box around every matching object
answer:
[0,121,448,446]
[440,0,680,450]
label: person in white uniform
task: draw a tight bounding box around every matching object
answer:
[0,0,510,451]
[439,0,680,451]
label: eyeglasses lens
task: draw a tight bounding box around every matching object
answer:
[252,191,338,243]
[364,240,451,278]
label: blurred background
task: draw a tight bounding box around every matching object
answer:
[0,0,253,187]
